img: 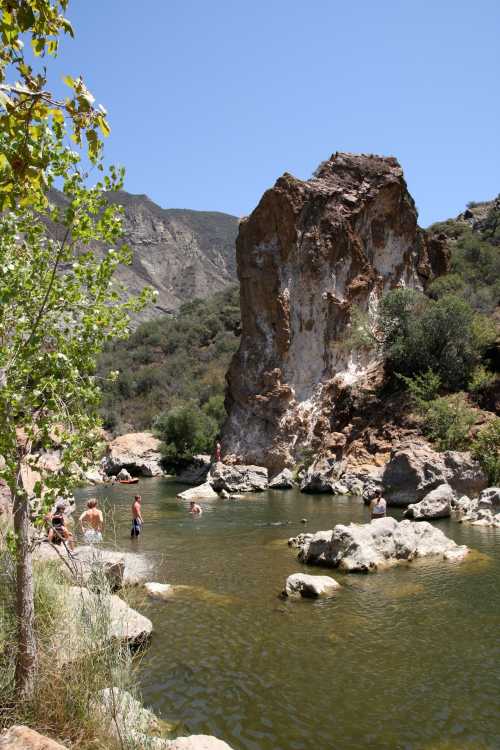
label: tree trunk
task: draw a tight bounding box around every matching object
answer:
[12,475,37,700]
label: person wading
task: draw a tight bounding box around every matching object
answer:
[79,498,104,544]
[131,494,144,538]
[370,489,387,520]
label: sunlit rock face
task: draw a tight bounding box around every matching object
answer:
[222,153,448,472]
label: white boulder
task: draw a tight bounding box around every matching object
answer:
[210,464,268,493]
[177,482,219,501]
[269,468,295,489]
[144,582,174,599]
[103,432,164,477]
[292,517,469,572]
[404,483,454,520]
[284,573,340,598]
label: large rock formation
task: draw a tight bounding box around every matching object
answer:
[102,431,164,477]
[222,153,448,472]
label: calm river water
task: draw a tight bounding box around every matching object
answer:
[76,478,500,750]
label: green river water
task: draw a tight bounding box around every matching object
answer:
[76,479,500,750]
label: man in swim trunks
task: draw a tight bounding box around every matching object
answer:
[79,498,104,544]
[131,494,143,538]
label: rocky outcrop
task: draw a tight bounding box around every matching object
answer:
[222,152,448,472]
[300,457,350,494]
[103,432,164,477]
[454,487,500,527]
[210,464,268,492]
[269,468,295,489]
[0,726,68,750]
[176,454,211,485]
[284,573,340,598]
[289,517,469,572]
[382,441,487,505]
[404,483,454,520]
[177,482,219,501]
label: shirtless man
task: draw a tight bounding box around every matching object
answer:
[189,501,202,515]
[131,494,143,538]
[79,498,104,544]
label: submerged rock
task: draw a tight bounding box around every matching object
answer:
[269,468,295,489]
[382,441,487,506]
[210,464,268,493]
[103,431,164,477]
[290,517,469,572]
[404,483,454,520]
[144,582,175,599]
[177,482,219,501]
[0,726,68,750]
[165,737,235,750]
[284,573,340,598]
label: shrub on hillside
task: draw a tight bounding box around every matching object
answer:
[419,393,476,451]
[471,419,500,485]
[377,289,495,390]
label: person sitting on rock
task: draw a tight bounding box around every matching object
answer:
[79,498,104,544]
[189,501,202,515]
[48,502,75,550]
[370,489,387,520]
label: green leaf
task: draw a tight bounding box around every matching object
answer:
[31,38,45,56]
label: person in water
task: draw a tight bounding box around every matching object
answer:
[131,494,143,538]
[79,498,104,544]
[370,489,387,519]
[189,501,202,515]
[47,502,75,550]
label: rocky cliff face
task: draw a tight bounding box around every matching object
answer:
[49,189,239,322]
[222,153,448,472]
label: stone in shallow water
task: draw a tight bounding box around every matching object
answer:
[177,482,219,501]
[144,582,174,599]
[284,573,341,598]
[290,517,469,573]
[210,464,268,493]
[404,483,454,520]
[269,468,295,489]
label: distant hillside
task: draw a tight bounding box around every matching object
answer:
[98,285,240,434]
[427,195,500,315]
[49,189,240,322]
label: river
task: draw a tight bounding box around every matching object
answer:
[75,478,500,750]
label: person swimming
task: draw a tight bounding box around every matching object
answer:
[189,501,202,515]
[370,489,387,519]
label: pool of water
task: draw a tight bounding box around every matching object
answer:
[76,479,500,750]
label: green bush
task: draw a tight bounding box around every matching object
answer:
[154,401,219,467]
[378,289,492,390]
[419,393,476,451]
[471,419,500,485]
[398,370,441,410]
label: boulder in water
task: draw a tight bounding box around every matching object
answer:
[404,483,454,520]
[284,573,340,598]
[177,482,218,501]
[291,517,469,572]
[269,468,295,489]
[103,432,164,477]
[144,582,174,599]
[210,464,268,493]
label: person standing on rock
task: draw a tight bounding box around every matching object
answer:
[214,441,222,463]
[131,494,143,538]
[79,498,104,544]
[370,489,387,520]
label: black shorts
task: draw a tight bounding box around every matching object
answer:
[131,518,142,537]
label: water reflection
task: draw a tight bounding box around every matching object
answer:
[76,479,500,750]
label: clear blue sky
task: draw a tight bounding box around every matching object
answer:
[50,0,499,225]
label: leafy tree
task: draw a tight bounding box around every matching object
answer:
[155,402,219,467]
[0,2,152,700]
[0,0,110,209]
[419,393,476,451]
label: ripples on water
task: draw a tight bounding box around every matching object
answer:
[76,480,500,750]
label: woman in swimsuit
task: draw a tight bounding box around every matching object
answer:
[370,489,387,520]
[48,502,75,550]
